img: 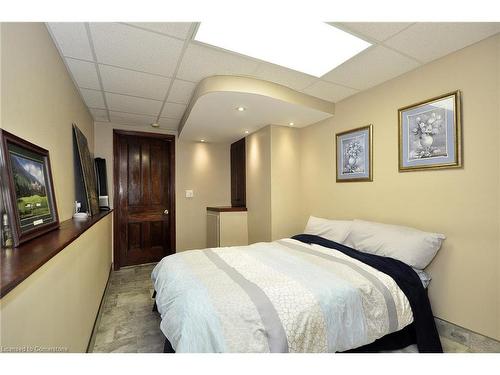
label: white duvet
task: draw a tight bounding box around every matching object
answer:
[152,238,414,352]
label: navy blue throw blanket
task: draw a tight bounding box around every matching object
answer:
[292,234,443,353]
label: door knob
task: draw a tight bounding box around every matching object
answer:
[164,209,169,215]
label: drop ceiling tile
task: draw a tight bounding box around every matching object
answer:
[47,23,93,60]
[65,58,101,90]
[109,111,157,126]
[322,45,420,90]
[125,22,193,39]
[167,80,196,104]
[89,108,109,121]
[159,117,181,130]
[251,63,317,91]
[99,65,171,100]
[161,102,187,119]
[105,92,163,116]
[385,22,500,63]
[80,88,106,109]
[177,43,260,82]
[89,22,184,76]
[335,22,413,42]
[302,81,358,102]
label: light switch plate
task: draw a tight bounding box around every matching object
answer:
[185,189,194,198]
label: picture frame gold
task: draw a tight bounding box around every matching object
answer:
[398,90,462,172]
[336,124,373,182]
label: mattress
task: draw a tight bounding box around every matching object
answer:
[152,238,416,353]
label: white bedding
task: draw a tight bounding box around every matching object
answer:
[152,238,414,352]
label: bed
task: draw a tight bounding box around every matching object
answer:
[151,224,443,353]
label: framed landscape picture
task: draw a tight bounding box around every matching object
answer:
[336,125,373,182]
[399,91,462,171]
[0,130,59,247]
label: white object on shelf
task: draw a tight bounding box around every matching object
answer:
[73,212,89,220]
[73,200,89,219]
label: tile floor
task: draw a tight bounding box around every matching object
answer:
[89,263,493,353]
[90,263,163,353]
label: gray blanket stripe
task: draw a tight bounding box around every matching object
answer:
[277,240,399,332]
[204,250,289,353]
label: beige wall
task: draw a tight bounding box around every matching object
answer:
[497,35,500,340]
[1,23,94,221]
[270,126,303,240]
[176,138,231,250]
[0,23,112,352]
[246,125,272,243]
[299,35,500,340]
[93,122,231,252]
[246,125,304,243]
[0,214,112,352]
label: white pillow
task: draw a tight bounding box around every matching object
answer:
[344,219,445,269]
[303,216,352,243]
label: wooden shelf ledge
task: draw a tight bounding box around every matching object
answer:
[0,210,113,298]
[206,206,247,212]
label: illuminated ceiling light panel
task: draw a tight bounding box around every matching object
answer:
[194,22,371,77]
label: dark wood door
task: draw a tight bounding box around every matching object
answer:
[113,130,175,269]
[230,137,246,207]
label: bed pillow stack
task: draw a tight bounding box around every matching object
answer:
[303,216,445,270]
[344,219,445,270]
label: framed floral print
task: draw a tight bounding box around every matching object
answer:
[336,125,373,182]
[399,91,462,172]
[0,129,59,247]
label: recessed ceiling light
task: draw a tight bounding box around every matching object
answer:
[151,122,159,128]
[195,22,371,77]
[200,139,205,142]
[289,122,294,126]
[245,130,249,134]
[236,106,246,112]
